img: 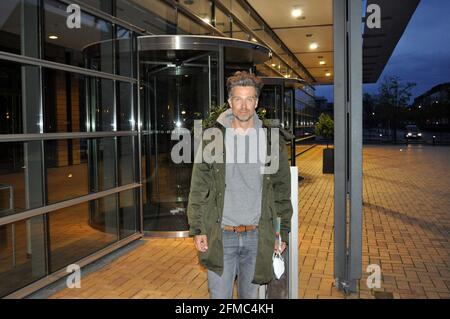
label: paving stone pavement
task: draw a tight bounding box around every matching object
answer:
[48,144,450,299]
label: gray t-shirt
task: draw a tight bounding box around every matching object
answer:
[216,109,266,227]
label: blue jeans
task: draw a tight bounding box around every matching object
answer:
[207,228,260,299]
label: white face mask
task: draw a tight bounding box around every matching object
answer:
[273,252,285,279]
[272,234,285,279]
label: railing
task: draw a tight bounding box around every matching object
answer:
[286,135,317,164]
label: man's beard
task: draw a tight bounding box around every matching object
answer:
[234,111,254,122]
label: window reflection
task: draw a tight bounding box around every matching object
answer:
[232,22,249,41]
[178,13,214,35]
[0,61,43,135]
[215,7,231,36]
[116,27,134,78]
[116,0,177,35]
[76,0,113,14]
[45,139,88,204]
[117,82,135,131]
[0,0,39,56]
[179,0,212,25]
[119,189,138,239]
[284,90,293,130]
[0,61,22,134]
[294,89,316,136]
[92,79,115,131]
[44,0,114,73]
[118,136,136,186]
[43,69,115,133]
[0,141,43,217]
[49,195,118,272]
[259,85,282,120]
[45,137,120,205]
[0,216,46,297]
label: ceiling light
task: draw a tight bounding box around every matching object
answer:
[291,7,303,18]
[325,72,331,77]
[48,35,58,40]
[319,61,326,65]
[309,42,318,50]
[271,63,276,67]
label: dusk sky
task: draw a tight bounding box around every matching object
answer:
[315,0,450,104]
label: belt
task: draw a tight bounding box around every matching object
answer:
[223,225,258,233]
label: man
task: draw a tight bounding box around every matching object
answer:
[187,71,293,299]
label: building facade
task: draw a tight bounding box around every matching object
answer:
[0,0,317,297]
[412,82,450,130]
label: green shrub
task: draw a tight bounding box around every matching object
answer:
[315,113,334,147]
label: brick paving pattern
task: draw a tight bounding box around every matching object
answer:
[48,144,450,299]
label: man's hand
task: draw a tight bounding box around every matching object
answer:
[194,235,208,252]
[274,240,286,254]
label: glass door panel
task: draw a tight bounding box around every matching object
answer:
[141,50,218,234]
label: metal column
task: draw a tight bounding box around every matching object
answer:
[333,0,363,294]
[21,0,46,278]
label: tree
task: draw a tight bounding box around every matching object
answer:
[363,92,378,129]
[315,113,334,148]
[378,76,416,142]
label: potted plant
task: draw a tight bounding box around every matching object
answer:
[315,113,334,174]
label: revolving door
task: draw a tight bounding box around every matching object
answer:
[139,36,271,237]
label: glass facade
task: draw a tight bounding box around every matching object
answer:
[259,80,316,136]
[44,0,115,74]
[294,88,316,136]
[259,85,282,122]
[0,0,315,297]
[116,0,177,34]
[0,0,140,297]
[0,216,46,297]
[258,77,317,166]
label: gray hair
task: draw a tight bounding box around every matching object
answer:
[226,71,264,98]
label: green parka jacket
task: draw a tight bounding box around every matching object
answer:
[187,118,293,285]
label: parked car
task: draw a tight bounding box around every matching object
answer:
[404,125,422,139]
